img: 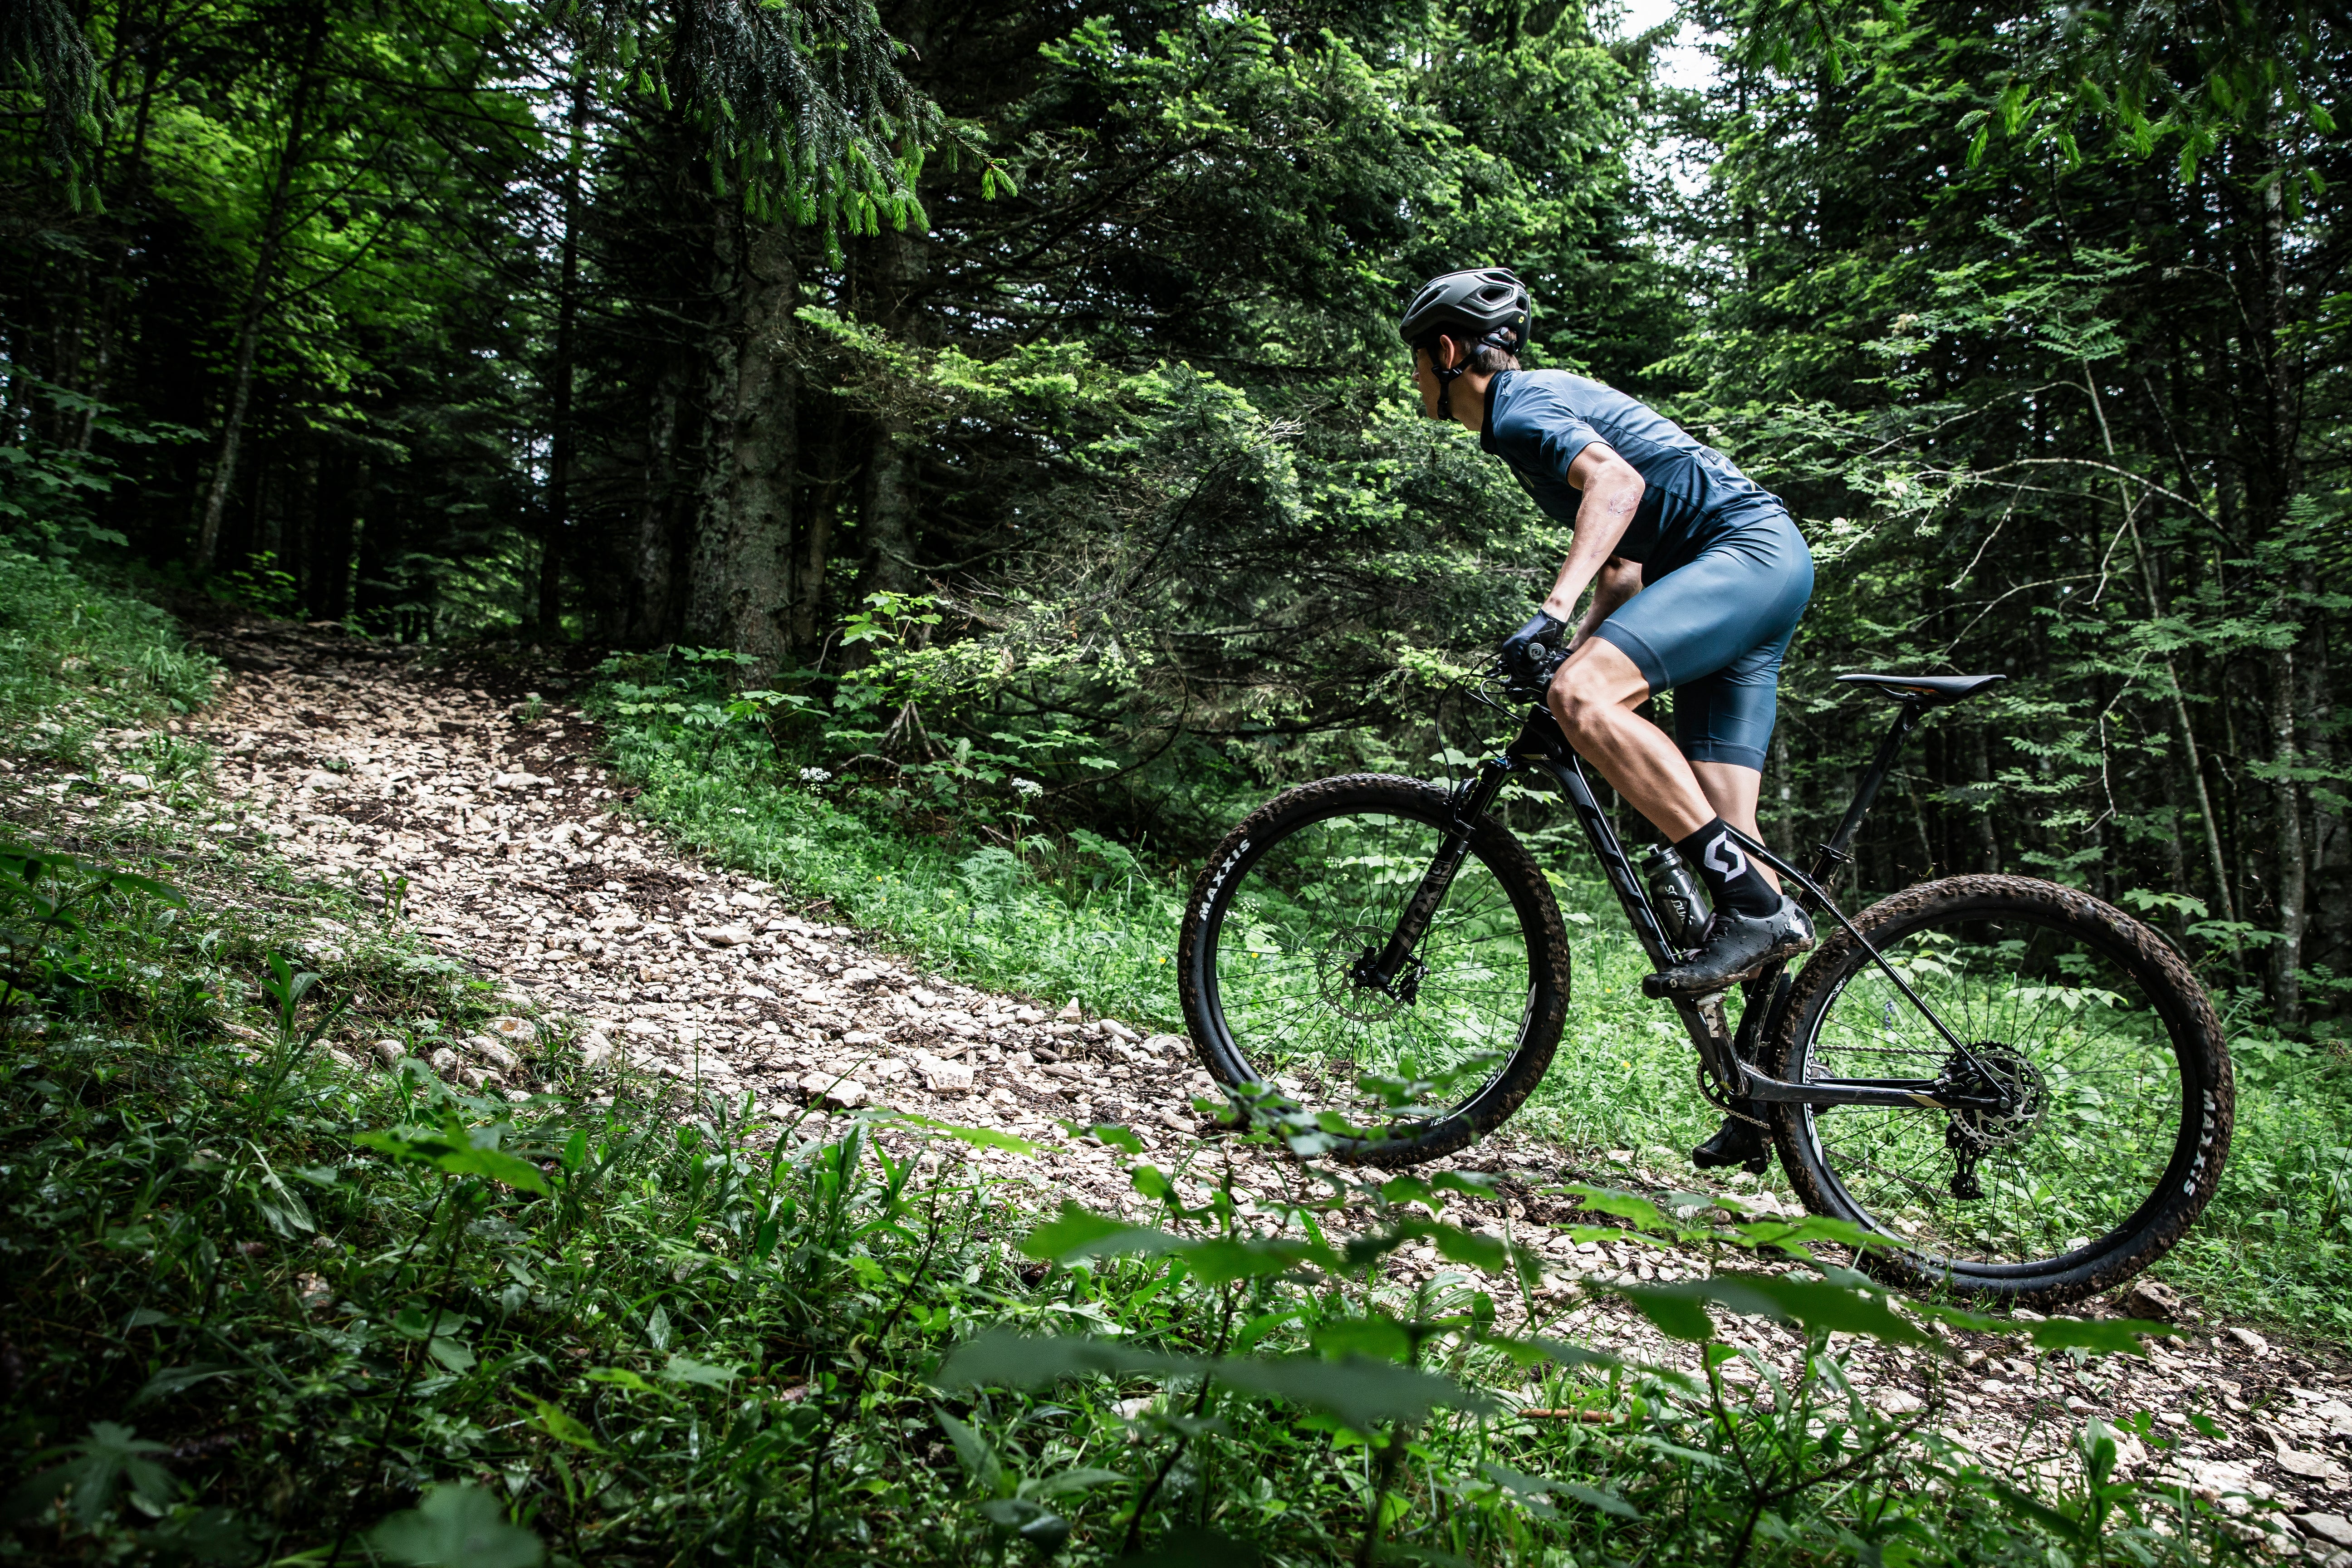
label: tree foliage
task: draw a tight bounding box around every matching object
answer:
[2,0,2348,1035]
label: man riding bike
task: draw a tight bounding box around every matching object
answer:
[1402,266,1817,1173]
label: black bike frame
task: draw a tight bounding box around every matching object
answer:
[1362,696,2004,1115]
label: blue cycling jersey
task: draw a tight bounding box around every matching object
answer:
[1479,370,1785,576]
[1476,368,1814,771]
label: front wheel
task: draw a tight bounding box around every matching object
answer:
[1178,774,1571,1166]
[1770,874,2233,1307]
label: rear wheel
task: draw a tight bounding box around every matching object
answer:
[1770,875,2232,1306]
[1177,774,1570,1166]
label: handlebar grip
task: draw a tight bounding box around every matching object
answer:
[1499,643,1567,701]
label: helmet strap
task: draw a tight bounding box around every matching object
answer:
[1422,333,1470,420]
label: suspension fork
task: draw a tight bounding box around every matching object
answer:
[1354,757,1514,993]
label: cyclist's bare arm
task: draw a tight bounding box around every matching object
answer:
[1572,559,1643,645]
[1538,443,1645,624]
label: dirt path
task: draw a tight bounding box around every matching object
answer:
[180,621,2352,1552]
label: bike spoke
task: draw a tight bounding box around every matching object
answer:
[1800,911,2182,1267]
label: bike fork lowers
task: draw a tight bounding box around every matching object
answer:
[1352,762,1513,999]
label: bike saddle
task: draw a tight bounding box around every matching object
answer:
[1838,672,2006,708]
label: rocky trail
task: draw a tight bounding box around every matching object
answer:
[73,621,2352,1557]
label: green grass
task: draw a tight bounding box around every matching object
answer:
[0,559,2275,1566]
[0,549,216,748]
[599,696,2352,1341]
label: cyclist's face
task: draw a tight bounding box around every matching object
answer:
[1411,346,1443,419]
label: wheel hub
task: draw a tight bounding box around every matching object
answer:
[1318,926,1422,1022]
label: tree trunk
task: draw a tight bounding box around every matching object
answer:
[1970,725,2000,873]
[2267,645,2306,1026]
[309,449,357,621]
[686,216,798,669]
[539,70,590,637]
[855,223,928,603]
[76,0,163,451]
[194,0,328,572]
[625,355,689,644]
[2294,593,2346,983]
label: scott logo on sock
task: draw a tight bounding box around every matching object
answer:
[1702,832,1750,882]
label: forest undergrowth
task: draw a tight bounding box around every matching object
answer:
[590,647,2352,1341]
[0,562,2298,1567]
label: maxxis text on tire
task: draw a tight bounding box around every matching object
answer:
[1769,873,2232,1308]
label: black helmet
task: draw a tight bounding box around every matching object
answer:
[1400,267,1531,357]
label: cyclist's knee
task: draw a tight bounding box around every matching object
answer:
[1548,664,1615,745]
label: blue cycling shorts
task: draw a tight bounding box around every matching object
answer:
[1588,509,1813,771]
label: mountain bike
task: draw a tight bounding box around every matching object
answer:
[1176,661,2234,1306]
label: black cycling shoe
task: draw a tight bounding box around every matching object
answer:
[1691,1108,1772,1175]
[1643,897,1815,999]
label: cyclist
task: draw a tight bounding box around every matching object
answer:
[1401,266,1816,1171]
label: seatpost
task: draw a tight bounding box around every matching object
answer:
[1805,701,1922,884]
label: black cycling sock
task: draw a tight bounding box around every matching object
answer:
[1675,817,1779,920]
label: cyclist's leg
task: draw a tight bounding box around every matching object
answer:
[1690,760,1774,892]
[1548,637,1714,839]
[1675,629,1799,889]
[1568,513,1811,843]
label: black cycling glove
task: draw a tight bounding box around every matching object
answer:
[1498,610,1570,690]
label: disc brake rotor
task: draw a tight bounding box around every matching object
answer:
[1315,925,1420,1024]
[1940,1041,2049,1153]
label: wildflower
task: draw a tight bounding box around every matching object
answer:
[799,766,833,785]
[1009,777,1044,797]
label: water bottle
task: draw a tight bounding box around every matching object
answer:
[1639,843,1709,946]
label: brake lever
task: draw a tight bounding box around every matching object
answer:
[1495,645,1567,704]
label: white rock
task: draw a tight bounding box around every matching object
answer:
[842,1029,888,1048]
[699,923,756,947]
[579,1030,613,1070]
[323,1047,358,1071]
[2267,1430,2345,1482]
[2299,1515,2352,1549]
[919,1057,975,1093]
[840,965,878,984]
[486,1015,533,1041]
[2225,1326,2272,1356]
[429,1047,460,1076]
[1101,1018,1139,1042]
[1058,997,1083,1021]
[1876,1390,1925,1414]
[798,1071,867,1109]
[455,1065,495,1090]
[1016,1006,1046,1025]
[1140,1033,1186,1057]
[476,1040,521,1073]
[2118,1278,2185,1320]
[372,1039,407,1066]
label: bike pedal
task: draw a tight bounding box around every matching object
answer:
[1642,972,1731,1001]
